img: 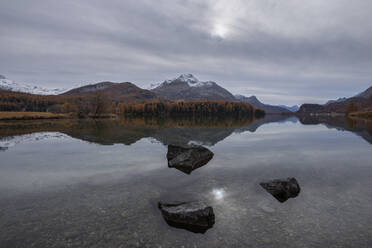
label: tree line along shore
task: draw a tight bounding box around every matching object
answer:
[0,90,265,120]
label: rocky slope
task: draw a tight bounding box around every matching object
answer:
[355,86,372,99]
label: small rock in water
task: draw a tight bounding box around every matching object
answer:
[260,177,301,203]
[158,201,215,233]
[167,145,214,174]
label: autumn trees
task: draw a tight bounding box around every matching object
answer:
[90,91,110,117]
[117,101,265,118]
[345,102,359,114]
[0,89,110,117]
[0,89,265,118]
[0,90,62,112]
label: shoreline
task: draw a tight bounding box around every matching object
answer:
[0,112,70,121]
[0,112,120,121]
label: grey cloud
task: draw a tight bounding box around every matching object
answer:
[0,0,371,105]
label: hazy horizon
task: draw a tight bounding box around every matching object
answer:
[1,0,371,105]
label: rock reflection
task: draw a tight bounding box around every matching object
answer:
[158,201,215,233]
[260,177,301,203]
[167,145,214,174]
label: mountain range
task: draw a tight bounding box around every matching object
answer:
[0,73,300,113]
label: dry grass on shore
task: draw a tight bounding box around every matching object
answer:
[88,113,118,119]
[349,110,372,119]
[0,112,69,120]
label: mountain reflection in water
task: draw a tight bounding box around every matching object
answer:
[1,115,372,247]
[298,115,372,145]
[0,115,289,149]
[1,115,372,150]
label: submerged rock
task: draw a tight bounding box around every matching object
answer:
[167,145,214,174]
[260,177,301,203]
[158,201,215,233]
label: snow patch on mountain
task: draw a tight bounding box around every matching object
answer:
[147,81,164,90]
[0,75,68,95]
[149,74,215,89]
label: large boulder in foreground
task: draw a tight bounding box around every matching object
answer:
[260,177,301,203]
[167,145,214,174]
[158,201,215,233]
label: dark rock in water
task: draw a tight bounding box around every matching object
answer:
[167,145,214,174]
[158,201,215,233]
[260,177,301,203]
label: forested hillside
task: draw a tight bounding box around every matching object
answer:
[0,90,64,112]
[0,89,264,118]
[118,101,265,118]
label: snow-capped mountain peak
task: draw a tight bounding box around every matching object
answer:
[176,74,215,87]
[148,74,215,89]
[150,74,236,101]
[148,81,165,90]
[177,73,199,83]
[0,75,67,95]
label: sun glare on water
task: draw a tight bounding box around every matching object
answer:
[212,188,226,200]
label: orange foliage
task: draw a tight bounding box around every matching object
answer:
[118,101,265,117]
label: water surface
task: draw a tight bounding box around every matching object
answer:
[0,116,371,247]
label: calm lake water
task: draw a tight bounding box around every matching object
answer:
[0,115,371,248]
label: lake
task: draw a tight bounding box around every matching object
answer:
[0,115,371,248]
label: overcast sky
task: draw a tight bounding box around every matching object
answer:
[1,0,371,105]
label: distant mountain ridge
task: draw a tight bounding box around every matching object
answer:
[1,73,299,113]
[298,85,372,114]
[62,81,161,103]
[324,97,347,106]
[235,95,292,114]
[0,75,67,95]
[323,87,372,106]
[278,105,299,112]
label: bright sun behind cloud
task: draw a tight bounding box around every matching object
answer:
[212,23,229,38]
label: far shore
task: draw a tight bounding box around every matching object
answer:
[0,112,118,121]
[0,112,69,121]
[2,110,372,122]
[349,111,372,119]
